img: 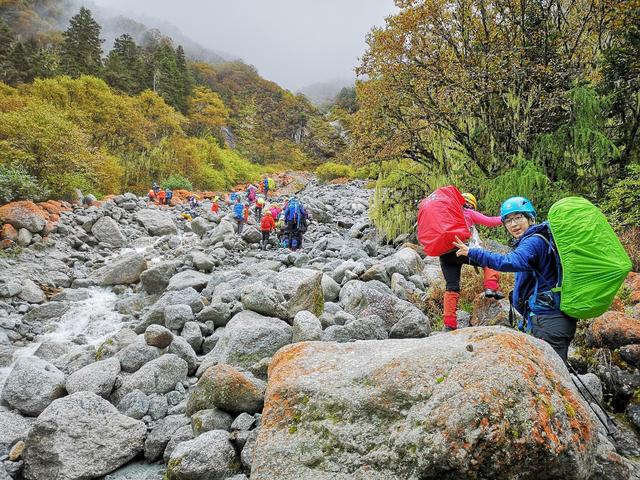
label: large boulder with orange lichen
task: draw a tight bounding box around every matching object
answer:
[0,201,47,233]
[251,328,628,480]
[587,311,640,349]
[186,364,265,415]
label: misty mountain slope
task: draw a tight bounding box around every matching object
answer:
[298,78,353,106]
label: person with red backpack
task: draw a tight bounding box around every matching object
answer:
[422,191,504,331]
[260,210,276,250]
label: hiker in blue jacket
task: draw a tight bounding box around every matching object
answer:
[453,196,576,362]
[233,196,245,235]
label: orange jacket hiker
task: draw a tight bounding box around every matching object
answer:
[261,213,276,232]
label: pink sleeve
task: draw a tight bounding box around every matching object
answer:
[464,209,502,227]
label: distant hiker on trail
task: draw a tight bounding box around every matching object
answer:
[148,183,159,203]
[255,195,265,221]
[164,189,173,205]
[156,188,166,206]
[211,195,220,213]
[243,203,250,223]
[283,196,308,251]
[454,197,572,360]
[262,177,275,199]
[260,210,276,250]
[247,184,257,203]
[228,191,239,206]
[233,197,245,235]
[269,203,282,221]
[188,195,199,210]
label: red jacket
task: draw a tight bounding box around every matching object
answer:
[260,215,276,232]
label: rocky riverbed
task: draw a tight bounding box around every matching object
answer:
[0,178,639,479]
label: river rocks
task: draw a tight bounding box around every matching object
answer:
[65,357,121,398]
[117,390,150,419]
[197,310,292,375]
[192,251,215,273]
[103,462,165,480]
[587,311,640,349]
[115,354,188,401]
[1,223,18,242]
[19,279,45,304]
[241,225,262,244]
[117,337,163,372]
[145,324,174,348]
[208,220,235,245]
[321,274,341,302]
[252,328,626,480]
[191,408,234,436]
[166,430,240,480]
[140,260,179,294]
[240,282,288,318]
[91,252,147,286]
[187,364,266,415]
[272,267,324,319]
[0,411,34,457]
[165,304,194,330]
[91,216,126,247]
[339,280,431,336]
[181,321,203,351]
[144,414,191,462]
[168,336,198,375]
[323,314,388,342]
[382,247,423,278]
[24,392,146,480]
[134,209,177,236]
[2,356,66,416]
[0,201,47,233]
[167,270,210,291]
[292,310,323,342]
[96,328,138,361]
[17,227,33,246]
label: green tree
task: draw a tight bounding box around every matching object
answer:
[60,7,103,78]
[175,45,193,114]
[334,86,358,113]
[104,34,144,94]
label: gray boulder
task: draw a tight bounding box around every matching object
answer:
[323,314,388,342]
[103,462,165,480]
[91,252,147,286]
[197,310,292,375]
[95,328,138,361]
[272,268,324,320]
[191,217,213,237]
[168,336,198,375]
[163,424,194,462]
[191,408,234,436]
[382,247,423,278]
[19,279,46,304]
[65,357,120,398]
[167,270,210,291]
[92,216,126,247]
[144,414,190,462]
[240,282,288,318]
[251,328,628,480]
[135,288,204,333]
[208,220,235,245]
[117,337,163,373]
[0,411,34,457]
[114,354,188,401]
[192,251,215,273]
[2,356,66,416]
[165,304,194,330]
[17,227,33,246]
[166,430,240,480]
[181,321,203,351]
[292,310,322,342]
[140,260,179,294]
[24,392,146,480]
[321,274,341,302]
[117,390,150,420]
[241,226,262,244]
[134,209,177,236]
[196,300,233,327]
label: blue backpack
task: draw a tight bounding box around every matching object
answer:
[263,178,269,190]
[230,192,238,202]
[285,200,300,223]
[233,203,244,220]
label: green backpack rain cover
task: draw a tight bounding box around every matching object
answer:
[548,197,632,319]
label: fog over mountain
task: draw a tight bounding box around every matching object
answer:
[86,0,398,92]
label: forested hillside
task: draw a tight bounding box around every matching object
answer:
[322,0,640,249]
[0,1,344,201]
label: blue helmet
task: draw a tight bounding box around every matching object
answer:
[500,197,536,221]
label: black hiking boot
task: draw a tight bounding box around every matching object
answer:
[484,289,505,300]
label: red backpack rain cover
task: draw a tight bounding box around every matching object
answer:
[417,186,470,256]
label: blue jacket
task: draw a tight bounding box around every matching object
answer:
[468,223,561,317]
[233,203,244,220]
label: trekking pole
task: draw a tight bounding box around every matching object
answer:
[566,361,616,438]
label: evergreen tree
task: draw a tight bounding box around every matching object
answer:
[0,20,20,85]
[175,45,193,114]
[60,7,103,78]
[105,34,143,94]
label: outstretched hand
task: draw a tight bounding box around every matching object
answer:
[453,236,469,257]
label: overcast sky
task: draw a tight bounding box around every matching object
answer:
[87,0,398,91]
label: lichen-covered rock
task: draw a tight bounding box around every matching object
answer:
[0,201,47,233]
[191,409,234,436]
[187,364,266,416]
[166,430,240,480]
[2,356,66,416]
[252,328,628,480]
[24,392,146,480]
[197,310,292,375]
[587,311,640,349]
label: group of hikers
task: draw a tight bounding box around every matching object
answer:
[419,188,631,364]
[150,177,309,251]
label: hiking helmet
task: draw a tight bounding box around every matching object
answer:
[462,193,478,210]
[500,197,536,221]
